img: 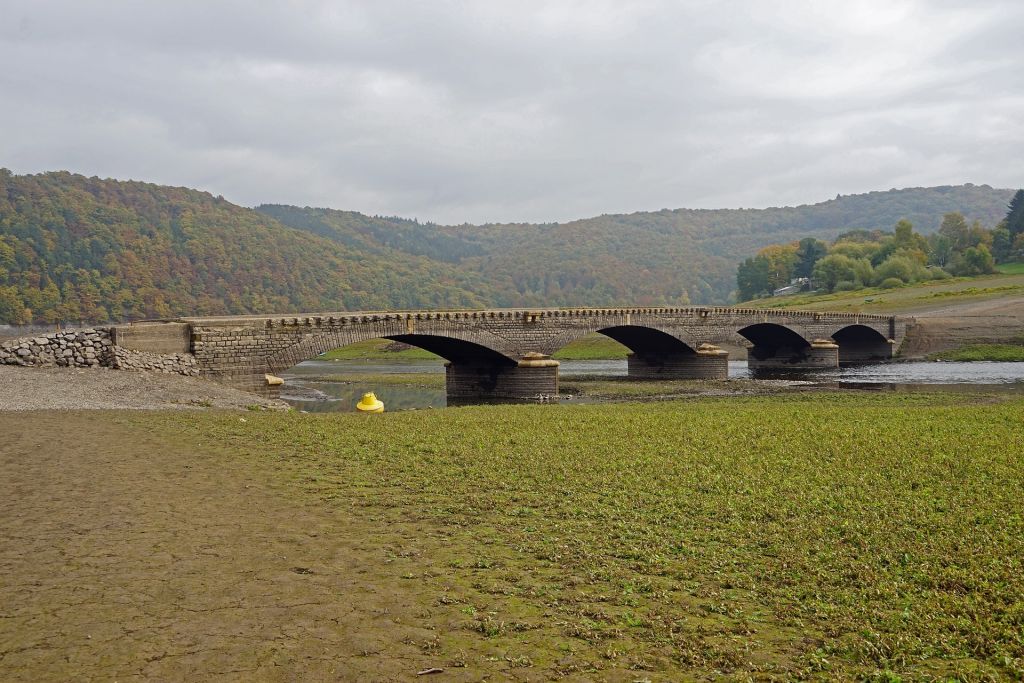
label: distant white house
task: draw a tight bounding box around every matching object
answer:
[772,277,811,297]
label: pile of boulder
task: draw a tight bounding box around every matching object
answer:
[0,328,199,376]
[1,329,112,368]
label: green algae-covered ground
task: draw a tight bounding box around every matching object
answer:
[143,392,1024,680]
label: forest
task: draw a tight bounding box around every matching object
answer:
[735,190,1024,301]
[262,184,1013,309]
[0,168,1015,325]
[0,171,494,325]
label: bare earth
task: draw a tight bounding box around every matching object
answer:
[0,411,493,682]
[0,366,287,411]
[900,295,1024,357]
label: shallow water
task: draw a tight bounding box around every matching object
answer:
[280,358,1024,412]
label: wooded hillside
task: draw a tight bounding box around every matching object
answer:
[0,171,491,324]
[0,169,1012,324]
[262,184,1013,308]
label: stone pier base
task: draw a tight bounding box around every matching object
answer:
[445,357,559,402]
[627,345,729,380]
[747,339,839,370]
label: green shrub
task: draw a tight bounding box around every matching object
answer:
[950,244,997,276]
[874,255,917,284]
[879,277,904,289]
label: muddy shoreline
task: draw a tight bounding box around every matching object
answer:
[0,365,287,412]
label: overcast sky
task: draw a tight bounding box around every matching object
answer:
[2,1,1022,224]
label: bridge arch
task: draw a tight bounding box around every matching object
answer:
[264,326,519,377]
[547,324,727,380]
[830,324,893,363]
[737,322,839,369]
[595,325,696,355]
[544,323,701,358]
[262,325,547,403]
[738,323,810,354]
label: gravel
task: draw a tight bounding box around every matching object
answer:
[0,365,288,411]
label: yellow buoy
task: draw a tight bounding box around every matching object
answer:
[356,392,384,413]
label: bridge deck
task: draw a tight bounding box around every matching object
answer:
[112,306,911,398]
[170,306,901,327]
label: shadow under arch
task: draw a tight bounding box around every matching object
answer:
[831,324,893,363]
[595,325,697,355]
[381,335,549,403]
[589,325,727,380]
[273,332,545,404]
[737,322,811,354]
[267,329,519,377]
[383,334,517,366]
[738,322,827,369]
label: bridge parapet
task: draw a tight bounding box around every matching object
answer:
[179,305,897,326]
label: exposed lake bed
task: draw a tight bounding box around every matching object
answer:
[3,354,1023,680]
[5,390,1021,680]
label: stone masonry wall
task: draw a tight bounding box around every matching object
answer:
[0,328,198,376]
[184,307,906,393]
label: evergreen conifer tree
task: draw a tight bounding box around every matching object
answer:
[1006,189,1024,237]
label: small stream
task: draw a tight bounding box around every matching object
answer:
[280,359,1024,412]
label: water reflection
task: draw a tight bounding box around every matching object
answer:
[562,359,1024,384]
[283,385,445,413]
[280,359,1024,412]
[280,359,445,412]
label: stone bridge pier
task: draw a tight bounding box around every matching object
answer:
[117,307,907,403]
[444,354,560,403]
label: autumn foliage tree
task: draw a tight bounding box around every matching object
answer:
[738,209,1012,299]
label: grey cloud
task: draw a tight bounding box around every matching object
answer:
[1,0,1022,224]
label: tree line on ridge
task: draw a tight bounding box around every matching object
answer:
[735,190,1024,301]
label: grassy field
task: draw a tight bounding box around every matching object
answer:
[740,269,1024,314]
[148,392,1024,680]
[318,338,444,361]
[930,342,1024,362]
[552,334,630,360]
[998,262,1024,275]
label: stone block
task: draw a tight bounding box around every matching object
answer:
[111,322,192,355]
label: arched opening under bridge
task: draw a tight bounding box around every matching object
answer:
[831,325,893,364]
[279,333,552,405]
[595,325,728,380]
[384,334,556,402]
[738,323,837,370]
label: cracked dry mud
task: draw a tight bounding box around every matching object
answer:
[0,412,479,682]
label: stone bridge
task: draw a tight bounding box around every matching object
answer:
[112,307,909,401]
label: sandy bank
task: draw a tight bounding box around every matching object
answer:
[0,365,287,411]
